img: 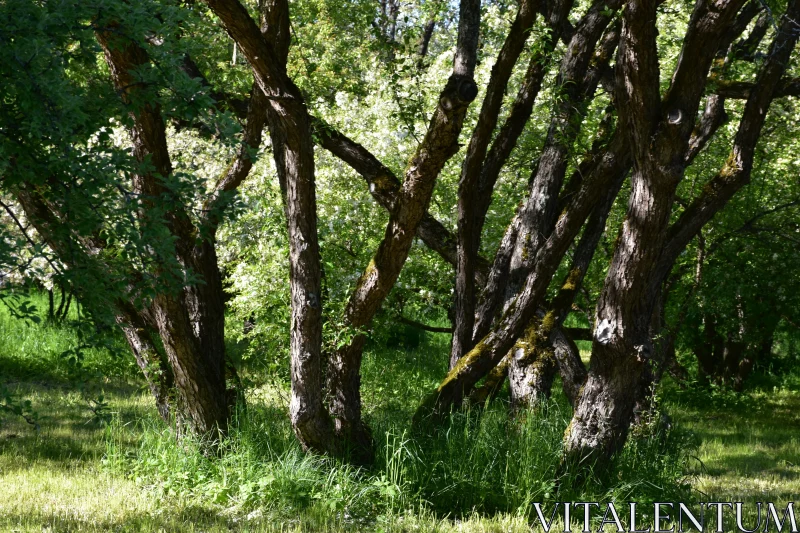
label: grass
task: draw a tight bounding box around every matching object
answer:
[1,290,798,531]
[665,385,800,503]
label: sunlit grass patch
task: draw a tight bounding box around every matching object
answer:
[667,384,800,510]
[1,293,798,532]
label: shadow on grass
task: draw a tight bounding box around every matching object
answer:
[1,381,152,474]
[0,509,237,533]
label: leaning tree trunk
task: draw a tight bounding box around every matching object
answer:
[471,0,618,347]
[508,106,625,406]
[459,6,622,405]
[563,0,748,464]
[450,0,539,369]
[117,307,175,422]
[325,0,481,462]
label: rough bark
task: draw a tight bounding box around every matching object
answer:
[470,0,574,343]
[506,17,627,399]
[541,163,626,407]
[467,353,511,405]
[327,0,482,461]
[472,22,557,236]
[551,326,587,406]
[413,124,633,422]
[731,10,770,60]
[715,77,800,99]
[651,0,800,301]
[473,4,619,344]
[563,0,750,464]
[451,0,539,368]
[686,95,729,165]
[508,314,559,409]
[117,306,175,422]
[94,23,232,438]
[203,0,334,450]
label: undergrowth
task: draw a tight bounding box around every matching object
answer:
[104,396,697,530]
[2,291,699,530]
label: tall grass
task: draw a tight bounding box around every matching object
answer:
[105,393,697,530]
[2,291,699,530]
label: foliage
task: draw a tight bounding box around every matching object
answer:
[1,0,800,528]
[105,396,696,528]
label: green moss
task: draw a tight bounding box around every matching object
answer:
[516,322,539,353]
[357,258,378,287]
[719,152,741,181]
[561,267,583,292]
[521,234,531,261]
[439,340,490,391]
[541,310,557,334]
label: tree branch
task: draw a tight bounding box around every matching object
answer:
[653,0,800,298]
[452,0,539,365]
[397,315,453,334]
[312,118,490,281]
[715,77,800,99]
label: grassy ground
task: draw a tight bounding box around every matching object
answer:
[1,291,798,531]
[668,387,800,502]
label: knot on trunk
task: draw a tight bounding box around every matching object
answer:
[635,343,652,362]
[439,76,479,110]
[595,318,615,345]
[456,78,479,102]
[667,108,683,125]
[306,291,320,309]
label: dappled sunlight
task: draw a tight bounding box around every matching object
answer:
[670,389,800,505]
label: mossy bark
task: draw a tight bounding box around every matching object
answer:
[451,0,539,368]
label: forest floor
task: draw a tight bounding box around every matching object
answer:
[1,297,799,532]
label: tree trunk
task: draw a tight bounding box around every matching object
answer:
[60,290,72,321]
[451,0,539,368]
[467,353,510,406]
[96,23,231,438]
[564,0,748,463]
[55,283,67,320]
[47,288,55,322]
[204,0,338,452]
[472,0,619,344]
[326,335,372,462]
[723,337,747,390]
[150,294,228,436]
[491,103,624,409]
[325,0,481,461]
[508,320,558,409]
[413,123,633,423]
[695,314,723,384]
[551,325,588,407]
[117,308,175,422]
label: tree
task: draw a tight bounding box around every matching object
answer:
[414,0,800,467]
[4,0,799,471]
[0,0,272,439]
